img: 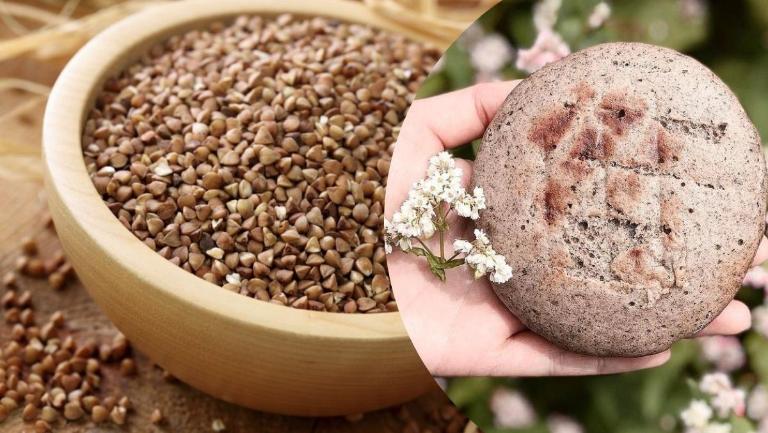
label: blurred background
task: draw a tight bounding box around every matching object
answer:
[420,1,768,433]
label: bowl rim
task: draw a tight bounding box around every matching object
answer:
[43,0,443,343]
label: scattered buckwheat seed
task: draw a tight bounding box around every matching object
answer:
[0,228,137,427]
[212,418,227,432]
[150,407,164,424]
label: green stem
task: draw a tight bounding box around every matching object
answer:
[438,227,445,259]
[416,237,437,258]
[434,202,448,260]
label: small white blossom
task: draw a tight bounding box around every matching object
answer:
[698,336,746,372]
[753,305,768,337]
[458,229,513,283]
[748,385,768,421]
[711,388,746,418]
[470,33,514,74]
[391,197,436,239]
[383,219,395,254]
[547,414,584,433]
[389,151,464,241]
[475,229,490,245]
[744,266,768,289]
[533,0,562,31]
[700,373,732,396]
[489,388,536,429]
[452,239,473,255]
[454,187,486,220]
[425,151,465,204]
[587,2,611,29]
[681,400,713,428]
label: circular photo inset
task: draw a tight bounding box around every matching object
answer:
[385,1,768,432]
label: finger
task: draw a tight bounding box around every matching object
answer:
[445,330,670,377]
[752,237,768,266]
[402,80,521,149]
[696,300,751,336]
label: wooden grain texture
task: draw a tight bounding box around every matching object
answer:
[0,15,459,432]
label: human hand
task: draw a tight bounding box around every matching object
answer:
[386,81,755,377]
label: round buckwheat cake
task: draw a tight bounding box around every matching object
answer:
[473,42,768,357]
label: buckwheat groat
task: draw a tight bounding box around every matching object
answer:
[473,42,767,356]
[82,15,439,313]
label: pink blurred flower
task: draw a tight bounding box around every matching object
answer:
[748,385,768,421]
[547,414,584,433]
[711,387,746,418]
[691,373,746,419]
[753,306,768,337]
[744,266,768,290]
[489,388,536,429]
[515,29,570,74]
[698,336,746,372]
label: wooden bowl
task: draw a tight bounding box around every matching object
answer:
[42,0,441,417]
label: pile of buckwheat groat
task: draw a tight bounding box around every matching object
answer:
[82,14,439,313]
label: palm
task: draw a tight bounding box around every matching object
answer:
[386,81,753,377]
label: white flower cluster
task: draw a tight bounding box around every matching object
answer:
[698,336,746,372]
[681,373,746,433]
[385,151,484,247]
[385,151,511,284]
[454,229,513,283]
[385,152,468,251]
[455,187,486,220]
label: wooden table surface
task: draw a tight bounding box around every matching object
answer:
[0,8,469,433]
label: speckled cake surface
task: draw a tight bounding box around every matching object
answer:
[473,42,768,357]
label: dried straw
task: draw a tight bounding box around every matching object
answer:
[0,0,160,61]
[0,95,44,123]
[364,0,494,42]
[0,78,51,96]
